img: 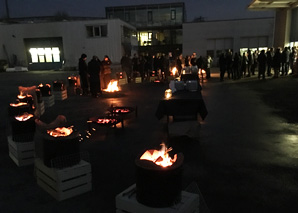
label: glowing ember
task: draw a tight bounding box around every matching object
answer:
[96,118,117,124]
[199,69,206,75]
[10,102,28,107]
[140,143,177,167]
[17,94,27,99]
[171,67,178,76]
[165,89,172,99]
[47,127,73,137]
[113,108,130,113]
[38,83,51,88]
[103,80,120,92]
[15,113,34,121]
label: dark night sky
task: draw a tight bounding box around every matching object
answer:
[0,0,274,22]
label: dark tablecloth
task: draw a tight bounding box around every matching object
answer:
[155,90,208,120]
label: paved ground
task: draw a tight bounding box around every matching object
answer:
[0,69,298,213]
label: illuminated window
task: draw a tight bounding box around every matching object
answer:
[45,48,52,62]
[139,31,152,46]
[29,47,60,63]
[29,48,38,63]
[52,47,60,62]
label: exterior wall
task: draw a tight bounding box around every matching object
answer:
[0,19,136,70]
[183,18,274,61]
[274,9,291,47]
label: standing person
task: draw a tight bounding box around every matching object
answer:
[266,47,273,76]
[206,55,213,79]
[88,56,102,98]
[121,54,132,83]
[272,48,282,78]
[132,53,139,77]
[258,50,267,80]
[101,55,112,89]
[289,47,296,74]
[138,55,146,81]
[241,52,247,78]
[233,52,240,80]
[78,53,89,95]
[226,49,233,79]
[219,53,226,81]
[251,50,258,75]
[176,54,183,76]
[281,47,290,75]
[247,50,252,77]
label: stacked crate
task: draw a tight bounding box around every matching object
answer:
[35,158,92,201]
[8,135,35,166]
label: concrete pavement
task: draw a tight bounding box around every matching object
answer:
[0,69,298,212]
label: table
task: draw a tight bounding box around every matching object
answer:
[155,90,208,121]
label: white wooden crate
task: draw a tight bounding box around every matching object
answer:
[8,135,35,166]
[149,76,157,82]
[35,101,45,117]
[53,90,67,101]
[35,158,92,201]
[134,77,142,83]
[42,95,55,108]
[116,184,200,213]
[118,78,128,85]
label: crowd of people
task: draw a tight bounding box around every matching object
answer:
[78,54,112,98]
[78,46,297,97]
[120,52,213,82]
[218,46,297,82]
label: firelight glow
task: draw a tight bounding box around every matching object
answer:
[47,127,73,137]
[103,80,120,92]
[15,113,34,121]
[140,143,177,167]
[171,67,178,76]
[10,102,28,107]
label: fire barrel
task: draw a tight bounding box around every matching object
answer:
[135,153,184,207]
[42,130,80,169]
[11,113,36,142]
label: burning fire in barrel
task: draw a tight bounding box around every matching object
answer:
[42,126,80,168]
[103,80,120,93]
[11,112,36,142]
[135,143,184,207]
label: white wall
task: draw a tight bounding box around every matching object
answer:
[0,19,136,68]
[183,18,274,59]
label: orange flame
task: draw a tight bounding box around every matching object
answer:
[140,143,177,167]
[47,126,73,137]
[15,113,34,121]
[171,67,178,76]
[10,102,28,107]
[96,118,117,124]
[113,108,130,113]
[104,80,120,92]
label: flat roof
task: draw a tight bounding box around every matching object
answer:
[248,0,298,10]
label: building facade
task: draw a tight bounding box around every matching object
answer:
[0,18,137,70]
[183,18,275,64]
[106,2,185,57]
[248,0,298,48]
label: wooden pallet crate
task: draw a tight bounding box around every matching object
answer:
[34,101,45,117]
[35,158,92,201]
[149,76,157,82]
[116,184,200,213]
[53,90,67,101]
[42,95,55,108]
[118,78,128,85]
[134,77,142,83]
[8,135,35,166]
